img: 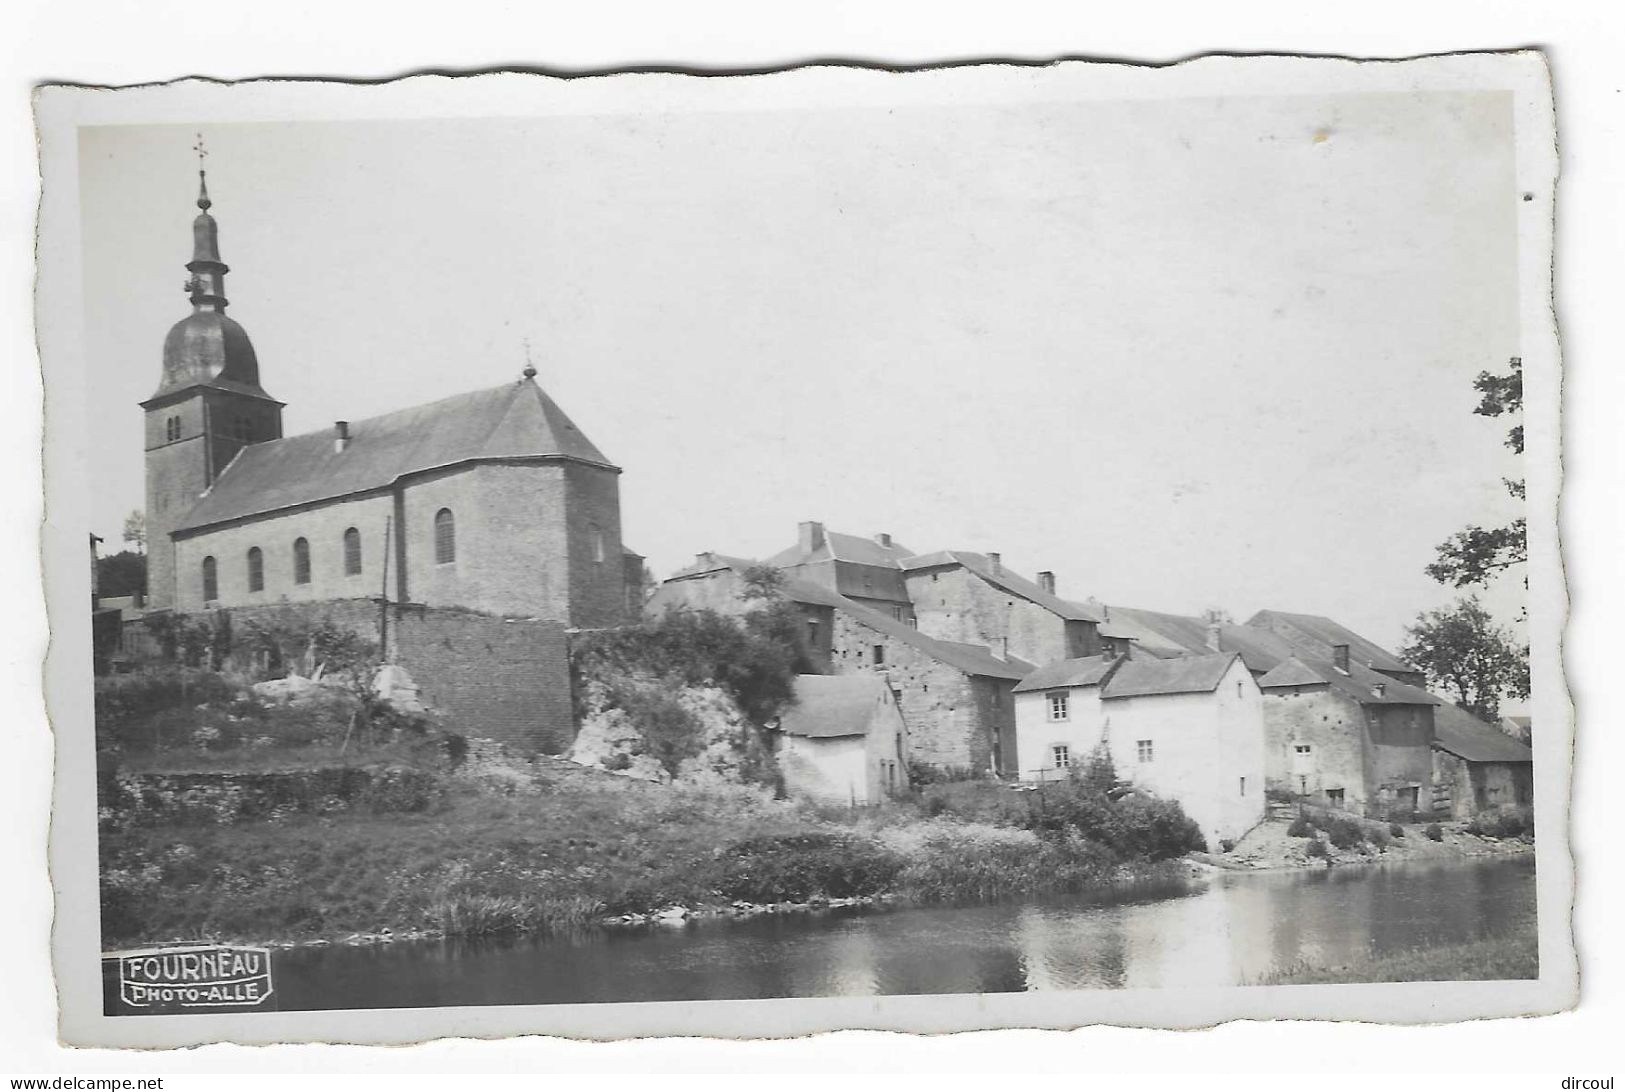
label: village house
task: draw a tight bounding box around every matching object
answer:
[648,550,1030,776]
[1430,702,1535,819]
[1012,650,1266,848]
[902,551,1102,665]
[765,522,916,623]
[770,674,910,805]
[1247,609,1428,687]
[1064,601,1452,819]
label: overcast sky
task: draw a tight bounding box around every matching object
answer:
[77,89,1524,652]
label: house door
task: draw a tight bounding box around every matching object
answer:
[1397,785,1419,817]
[1326,788,1345,809]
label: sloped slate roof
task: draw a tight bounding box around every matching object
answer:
[1433,703,1535,763]
[177,379,614,532]
[785,577,1032,681]
[1103,652,1240,699]
[1014,656,1117,693]
[1256,657,1326,688]
[1247,609,1417,675]
[901,550,1103,623]
[664,552,760,581]
[1093,605,1295,674]
[766,529,915,569]
[778,674,890,739]
[1257,652,1439,707]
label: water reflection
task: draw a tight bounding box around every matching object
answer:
[273,856,1536,1010]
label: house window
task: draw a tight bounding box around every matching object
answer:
[1298,775,1308,793]
[1136,739,1154,763]
[165,415,181,442]
[201,556,217,603]
[1236,681,1244,698]
[293,537,311,585]
[1295,744,1312,755]
[1327,788,1345,808]
[1239,776,1247,796]
[1047,692,1069,721]
[434,508,455,564]
[1052,744,1072,769]
[591,525,606,563]
[246,546,264,592]
[873,644,886,666]
[343,527,362,575]
[907,616,918,629]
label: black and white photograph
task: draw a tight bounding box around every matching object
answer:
[32,51,1571,1047]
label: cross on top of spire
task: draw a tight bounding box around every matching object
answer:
[522,338,538,380]
[193,133,212,211]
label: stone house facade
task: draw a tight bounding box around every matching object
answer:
[1255,654,1437,818]
[902,551,1101,666]
[647,554,1027,776]
[1431,702,1534,819]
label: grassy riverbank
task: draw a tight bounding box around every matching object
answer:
[98,746,1197,948]
[1256,934,1539,985]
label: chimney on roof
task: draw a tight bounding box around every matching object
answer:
[696,551,715,569]
[987,551,1002,573]
[1206,621,1222,652]
[875,532,892,549]
[333,421,350,453]
[1333,643,1350,673]
[989,636,1009,661]
[799,521,825,554]
[1372,682,1387,698]
[1038,571,1056,595]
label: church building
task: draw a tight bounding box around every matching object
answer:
[142,165,636,627]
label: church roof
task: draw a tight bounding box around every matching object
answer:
[176,378,614,533]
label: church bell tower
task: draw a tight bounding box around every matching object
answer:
[141,144,284,609]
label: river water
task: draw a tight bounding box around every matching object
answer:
[270,856,1535,1010]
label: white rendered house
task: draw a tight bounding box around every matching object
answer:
[1013,651,1267,848]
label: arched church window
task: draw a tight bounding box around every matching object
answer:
[293,537,311,585]
[434,509,456,565]
[202,556,217,603]
[591,524,605,563]
[343,527,362,576]
[247,546,264,592]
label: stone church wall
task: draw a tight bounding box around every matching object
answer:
[176,599,576,754]
[171,492,396,613]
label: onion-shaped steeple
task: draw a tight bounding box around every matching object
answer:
[148,141,274,403]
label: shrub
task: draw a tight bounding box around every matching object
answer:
[1467,806,1534,839]
[358,767,443,813]
[1305,838,1330,859]
[1024,782,1205,859]
[713,832,902,903]
[918,781,1028,826]
[1389,822,1405,839]
[1287,814,1315,838]
[1324,815,1368,850]
[1425,822,1444,842]
[1219,839,1236,854]
[1369,826,1391,851]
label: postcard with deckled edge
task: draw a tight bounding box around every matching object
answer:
[35,51,1572,1047]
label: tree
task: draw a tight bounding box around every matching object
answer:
[95,550,147,598]
[1402,597,1530,722]
[122,510,146,555]
[1427,357,1526,589]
